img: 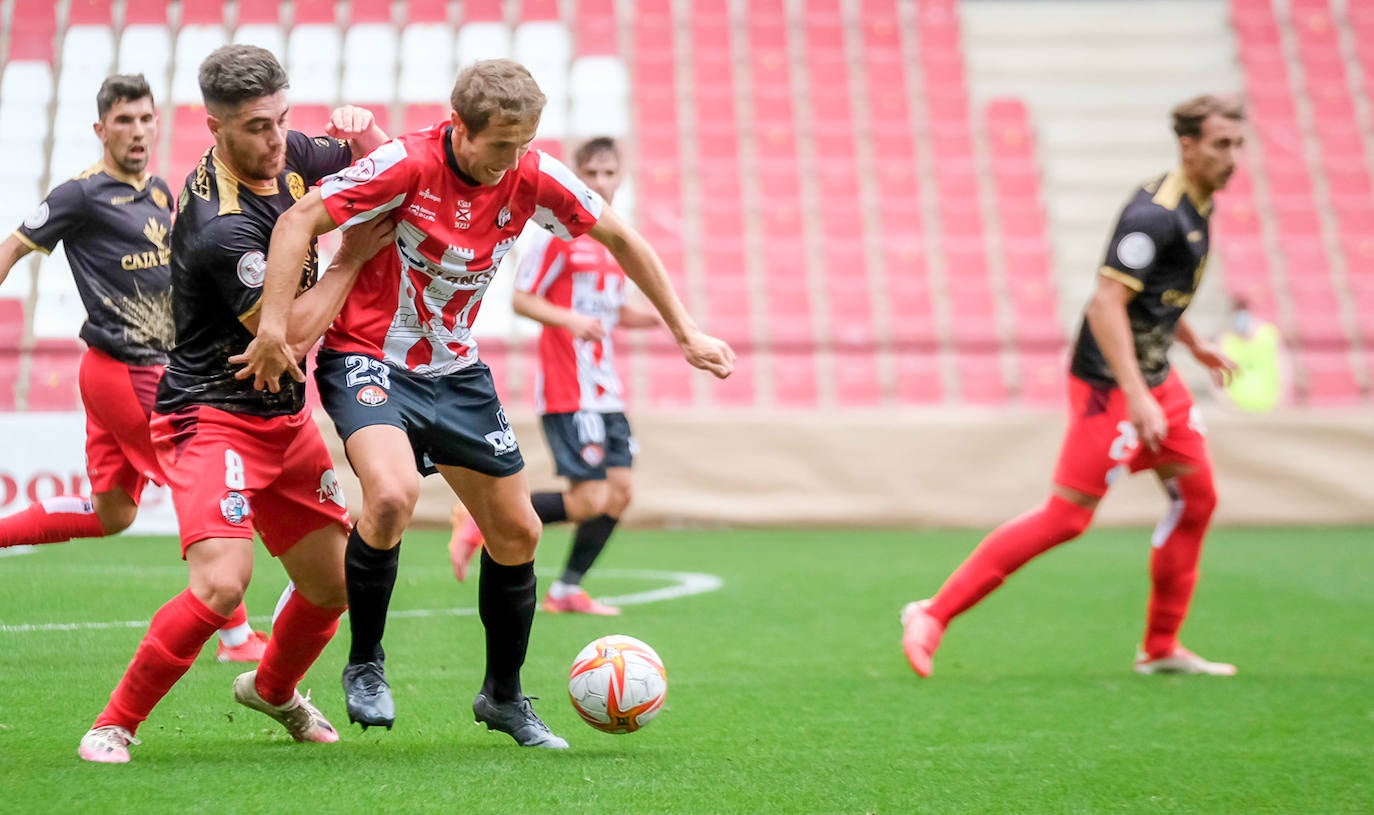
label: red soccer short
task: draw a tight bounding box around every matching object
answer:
[1052,370,1210,498]
[78,347,166,502]
[149,405,350,557]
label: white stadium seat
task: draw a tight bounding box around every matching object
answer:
[172,26,229,104]
[233,24,286,63]
[397,24,455,103]
[287,24,342,103]
[456,22,512,67]
[117,26,172,104]
[512,21,572,75]
[341,22,399,103]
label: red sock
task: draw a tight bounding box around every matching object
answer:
[93,589,228,733]
[255,591,344,706]
[927,495,1095,625]
[0,496,106,547]
[224,602,249,630]
[1143,468,1217,658]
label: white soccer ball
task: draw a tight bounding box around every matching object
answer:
[567,634,668,734]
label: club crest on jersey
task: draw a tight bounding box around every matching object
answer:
[23,202,48,229]
[220,491,249,524]
[237,250,267,288]
[455,200,472,230]
[342,158,377,183]
[580,443,606,467]
[356,384,388,406]
[151,187,170,210]
[496,205,512,229]
[287,172,306,201]
[317,469,346,507]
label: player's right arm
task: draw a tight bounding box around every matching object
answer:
[1086,203,1173,451]
[0,234,33,288]
[511,230,604,341]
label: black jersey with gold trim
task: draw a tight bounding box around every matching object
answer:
[1069,170,1212,389]
[156,131,352,417]
[14,165,175,365]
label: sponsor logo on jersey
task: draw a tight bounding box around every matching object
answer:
[356,384,388,406]
[190,162,212,201]
[110,194,136,205]
[237,250,268,288]
[122,218,172,269]
[580,443,606,467]
[419,188,441,202]
[23,202,49,230]
[342,158,377,183]
[496,205,512,229]
[317,469,346,506]
[455,200,472,230]
[220,491,250,524]
[1116,232,1155,270]
[287,172,306,201]
[408,203,438,221]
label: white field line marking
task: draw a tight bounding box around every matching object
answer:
[0,569,723,633]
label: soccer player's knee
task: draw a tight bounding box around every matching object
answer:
[366,481,420,536]
[1179,468,1217,521]
[608,481,633,515]
[195,574,248,615]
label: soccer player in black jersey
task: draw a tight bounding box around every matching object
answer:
[0,74,270,661]
[78,45,394,763]
[902,95,1244,678]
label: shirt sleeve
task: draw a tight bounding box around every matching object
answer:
[528,152,604,240]
[513,227,564,296]
[317,138,414,229]
[14,179,88,254]
[192,217,273,323]
[287,130,356,187]
[1099,203,1174,292]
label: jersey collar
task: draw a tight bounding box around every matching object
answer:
[101,163,150,192]
[1178,169,1214,217]
[443,126,483,188]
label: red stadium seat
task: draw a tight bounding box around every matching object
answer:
[293,0,338,24]
[575,0,618,54]
[833,349,883,407]
[1015,349,1067,407]
[351,0,395,23]
[404,0,450,23]
[954,350,1009,405]
[67,0,113,25]
[1299,348,1363,406]
[893,348,943,404]
[0,299,26,350]
[179,0,225,25]
[0,352,18,411]
[404,103,449,132]
[771,349,819,408]
[8,0,56,61]
[289,104,333,137]
[26,339,84,412]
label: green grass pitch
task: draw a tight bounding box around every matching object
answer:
[1,525,1370,814]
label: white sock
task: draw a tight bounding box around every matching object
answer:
[218,623,253,647]
[549,580,580,600]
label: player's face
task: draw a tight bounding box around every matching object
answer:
[209,92,289,182]
[576,151,621,205]
[451,114,539,186]
[95,96,157,177]
[1182,114,1245,194]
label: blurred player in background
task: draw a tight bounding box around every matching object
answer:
[450,137,665,617]
[235,59,734,746]
[1218,294,1284,412]
[0,74,268,663]
[78,46,392,763]
[901,95,1244,678]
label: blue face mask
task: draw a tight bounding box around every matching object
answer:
[1232,311,1253,334]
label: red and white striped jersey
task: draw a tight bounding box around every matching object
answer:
[515,227,627,414]
[318,123,602,376]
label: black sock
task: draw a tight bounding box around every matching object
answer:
[531,491,568,525]
[478,550,536,703]
[561,514,619,586]
[344,527,400,665]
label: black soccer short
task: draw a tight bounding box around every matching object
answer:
[541,411,635,481]
[316,349,524,478]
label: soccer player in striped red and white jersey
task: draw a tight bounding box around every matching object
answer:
[235,60,734,746]
[451,137,666,616]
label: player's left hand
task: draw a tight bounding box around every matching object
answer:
[325,105,377,141]
[231,333,303,393]
[680,330,735,379]
[1192,342,1239,388]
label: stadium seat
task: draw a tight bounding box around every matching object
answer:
[457,22,513,66]
[574,0,619,55]
[26,338,84,412]
[833,349,883,407]
[1298,348,1363,406]
[172,26,229,104]
[1015,349,1067,407]
[342,22,400,104]
[0,299,26,351]
[398,22,456,104]
[771,349,819,408]
[892,349,943,404]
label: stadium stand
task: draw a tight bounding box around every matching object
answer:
[0,0,1369,410]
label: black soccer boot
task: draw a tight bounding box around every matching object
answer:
[342,660,396,730]
[472,693,569,748]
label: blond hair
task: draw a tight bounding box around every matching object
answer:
[450,59,546,135]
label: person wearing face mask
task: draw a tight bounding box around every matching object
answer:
[1219,296,1283,412]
